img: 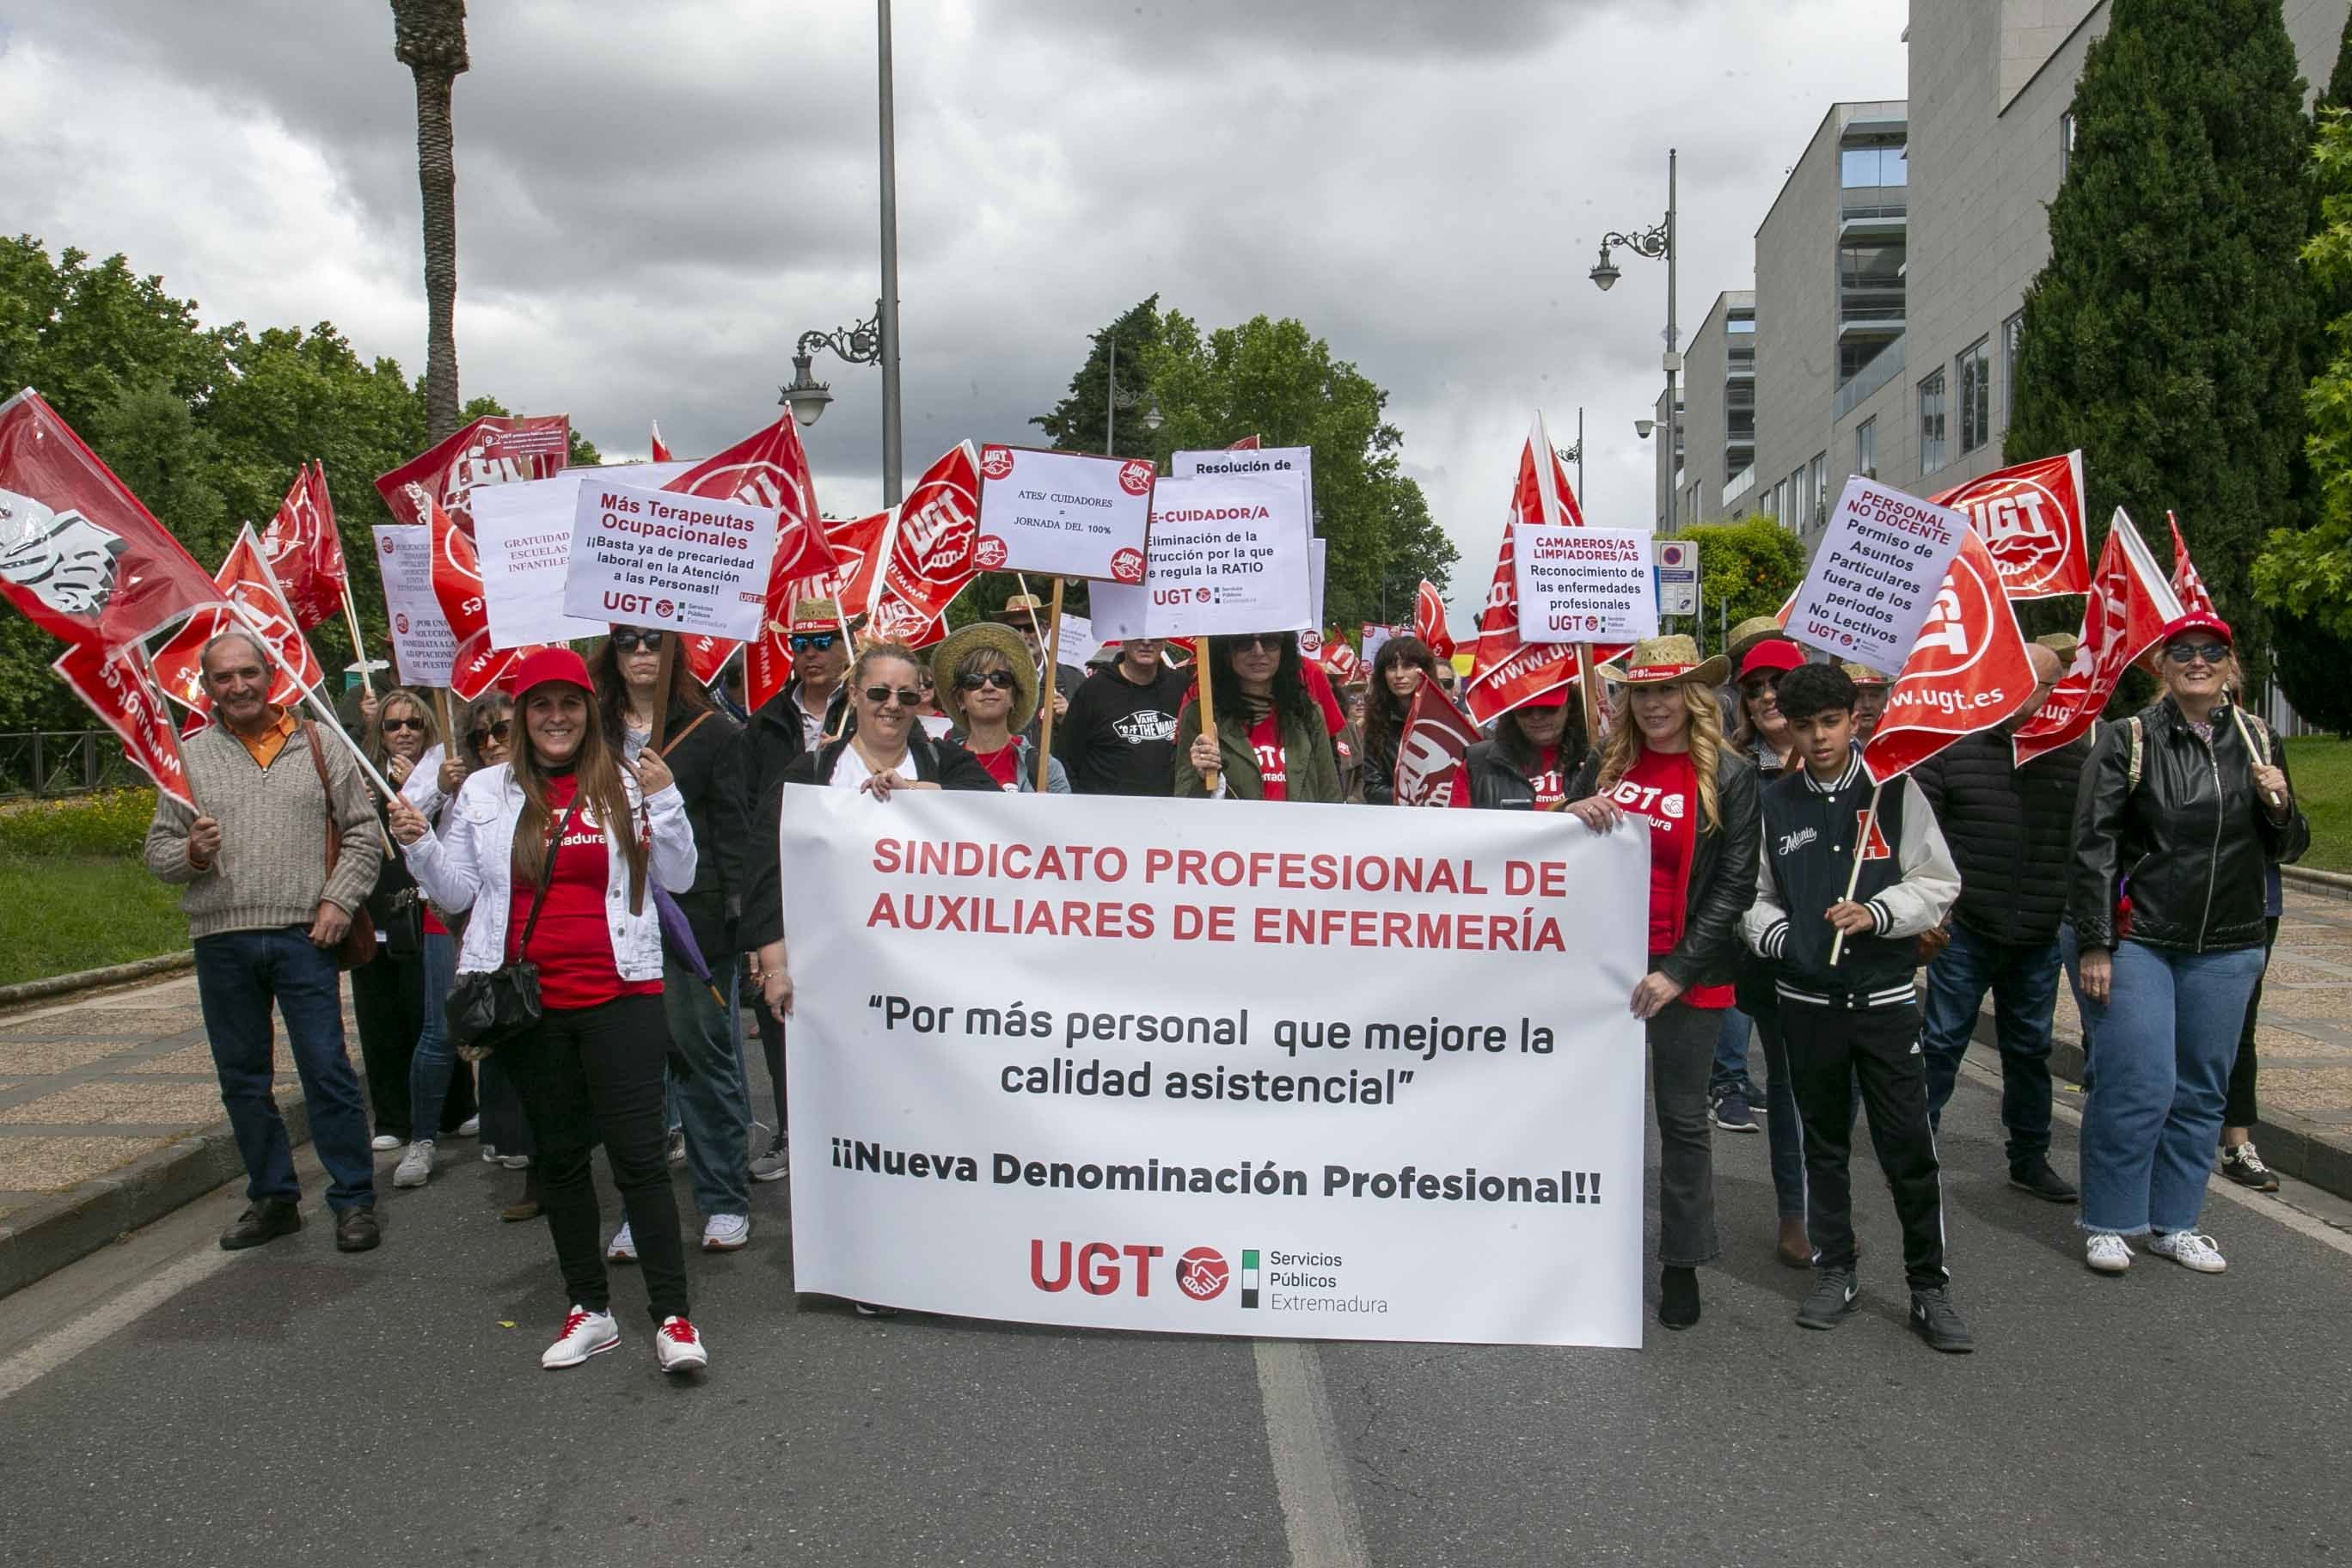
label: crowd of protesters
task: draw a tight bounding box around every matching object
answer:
[144,583,2307,1371]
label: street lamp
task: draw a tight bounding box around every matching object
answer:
[779,302,885,431]
[1633,418,1654,439]
[1591,148,1679,530]
[1103,336,1161,456]
[1552,406,1586,503]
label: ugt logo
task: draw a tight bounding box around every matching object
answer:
[1174,1246,1229,1301]
[1031,1240,1164,1296]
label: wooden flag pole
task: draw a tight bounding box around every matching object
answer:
[2227,704,2282,808]
[1033,579,1066,793]
[1828,781,1883,966]
[339,583,374,701]
[434,689,457,756]
[1575,641,1602,742]
[647,635,677,751]
[1194,635,1221,795]
[297,680,400,802]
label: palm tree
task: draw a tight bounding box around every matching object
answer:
[390,0,469,441]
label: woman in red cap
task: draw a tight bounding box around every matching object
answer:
[389,647,709,1374]
[1563,634,1759,1330]
[2069,612,2306,1277]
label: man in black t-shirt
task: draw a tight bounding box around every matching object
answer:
[1055,637,1189,795]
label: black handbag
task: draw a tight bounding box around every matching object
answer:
[444,794,580,1063]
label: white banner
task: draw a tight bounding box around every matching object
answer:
[1785,475,1967,676]
[780,790,1648,1347]
[1512,526,1657,644]
[1311,537,1327,632]
[371,525,456,686]
[561,478,777,639]
[1086,474,1314,641]
[974,445,1157,583]
[472,480,606,648]
[1174,445,1315,536]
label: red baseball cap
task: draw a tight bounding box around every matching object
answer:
[1738,640,1807,681]
[1520,682,1572,708]
[2159,611,2233,647]
[508,646,595,699]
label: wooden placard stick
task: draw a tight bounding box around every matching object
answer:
[1033,579,1066,793]
[1194,635,1221,796]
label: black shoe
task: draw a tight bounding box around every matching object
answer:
[2007,1156,2079,1204]
[852,1302,899,1318]
[1908,1285,1975,1353]
[219,1199,302,1251]
[1796,1265,1859,1330]
[334,1208,381,1253]
[1657,1265,1700,1330]
[2219,1142,2281,1192]
[1710,1089,1761,1134]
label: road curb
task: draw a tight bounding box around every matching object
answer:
[0,951,193,1012]
[2281,865,2352,903]
[0,1099,314,1301]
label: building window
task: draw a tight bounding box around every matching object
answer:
[1839,142,1908,188]
[2061,111,2076,181]
[1920,368,1948,473]
[2002,311,2024,424]
[1771,478,1787,523]
[1957,338,1991,454]
[1808,452,1827,526]
[1856,418,1876,478]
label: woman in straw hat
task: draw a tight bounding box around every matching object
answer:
[932,622,1069,793]
[1564,634,1761,1331]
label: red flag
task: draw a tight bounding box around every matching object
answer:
[875,441,982,626]
[425,499,491,648]
[1228,434,1262,451]
[662,414,839,700]
[2167,511,2216,616]
[1393,683,1484,806]
[650,422,674,464]
[374,413,572,532]
[2013,509,2184,765]
[1859,529,2038,781]
[53,641,193,806]
[0,389,230,652]
[1413,579,1456,661]
[1927,450,2089,599]
[1465,413,1621,726]
[150,524,328,709]
[256,462,348,631]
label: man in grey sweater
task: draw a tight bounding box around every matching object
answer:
[143,629,386,1253]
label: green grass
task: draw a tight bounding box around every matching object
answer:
[0,851,188,986]
[2284,735,2352,874]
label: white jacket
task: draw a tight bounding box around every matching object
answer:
[401,763,697,982]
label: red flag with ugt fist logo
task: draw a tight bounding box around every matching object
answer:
[661,414,838,689]
[1859,527,2037,782]
[2012,510,2182,767]
[258,462,348,631]
[1414,579,1456,662]
[150,524,328,710]
[375,414,572,534]
[1393,683,1484,807]
[1927,450,2089,600]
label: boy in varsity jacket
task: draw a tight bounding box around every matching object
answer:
[1739,662,1972,1353]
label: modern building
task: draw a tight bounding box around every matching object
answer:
[1661,0,2351,546]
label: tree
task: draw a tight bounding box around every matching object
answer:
[390,0,469,441]
[1031,296,1167,462]
[2006,0,2311,681]
[1675,517,1807,657]
[2257,110,2352,643]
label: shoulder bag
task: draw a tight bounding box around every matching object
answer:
[444,792,582,1063]
[302,722,378,971]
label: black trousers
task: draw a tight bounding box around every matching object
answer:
[2224,915,2277,1130]
[504,991,688,1325]
[349,946,475,1140]
[754,994,788,1133]
[1780,996,1949,1290]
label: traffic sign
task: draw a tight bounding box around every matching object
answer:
[1654,538,1699,616]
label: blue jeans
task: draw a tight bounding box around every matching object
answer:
[1752,1003,1806,1219]
[665,955,751,1219]
[1920,925,2059,1166]
[1709,1006,1764,1101]
[2076,940,2266,1235]
[407,930,459,1144]
[193,927,375,1212]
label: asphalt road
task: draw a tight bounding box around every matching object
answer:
[3,1050,2348,1568]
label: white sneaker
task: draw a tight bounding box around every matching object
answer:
[371,1134,401,1153]
[606,1222,637,1264]
[392,1139,435,1189]
[702,1214,751,1252]
[654,1315,708,1373]
[2147,1230,2227,1273]
[499,1154,531,1170]
[666,1128,687,1167]
[2085,1232,2133,1274]
[455,1115,481,1138]
[541,1306,620,1369]
[481,1143,500,1164]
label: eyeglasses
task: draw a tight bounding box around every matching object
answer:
[788,632,839,652]
[380,716,426,733]
[1740,677,1779,696]
[467,720,512,749]
[611,629,666,653]
[861,685,923,708]
[2163,641,2228,666]
[1234,634,1285,652]
[956,671,1019,692]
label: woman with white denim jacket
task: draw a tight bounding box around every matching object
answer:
[389,648,709,1375]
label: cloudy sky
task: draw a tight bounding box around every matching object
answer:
[0,0,1905,622]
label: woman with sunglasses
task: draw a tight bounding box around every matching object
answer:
[389,648,708,1371]
[2070,613,2306,1277]
[591,626,755,1259]
[1358,634,1444,805]
[1173,632,1343,803]
[930,622,1070,793]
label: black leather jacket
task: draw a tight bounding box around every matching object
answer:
[1566,747,1761,990]
[1460,728,1591,811]
[2069,697,2307,954]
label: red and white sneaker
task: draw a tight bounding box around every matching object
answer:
[654,1315,708,1374]
[541,1306,620,1369]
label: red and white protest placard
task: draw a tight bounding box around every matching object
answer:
[1513,527,1658,645]
[974,444,1155,582]
[1859,528,2038,782]
[372,524,457,688]
[1465,413,1621,725]
[375,413,572,533]
[1927,451,2089,600]
[1785,476,1968,676]
[561,480,778,640]
[1087,472,1314,640]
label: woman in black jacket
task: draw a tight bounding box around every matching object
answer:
[1563,635,1759,1330]
[1455,689,1589,810]
[1358,634,1445,804]
[2069,612,2306,1277]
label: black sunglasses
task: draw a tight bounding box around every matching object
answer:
[1233,634,1286,653]
[467,719,512,749]
[610,629,666,653]
[956,670,1018,692]
[862,684,924,708]
[380,715,426,733]
[2163,641,2228,665]
[788,632,840,652]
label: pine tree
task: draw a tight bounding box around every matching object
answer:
[2006,0,2311,675]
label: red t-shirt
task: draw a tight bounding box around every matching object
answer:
[508,774,659,1012]
[1612,749,1731,1008]
[1301,659,1345,737]
[971,742,1020,791]
[1248,711,1289,801]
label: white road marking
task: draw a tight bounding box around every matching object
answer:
[0,1241,237,1401]
[1253,1338,1372,1568]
